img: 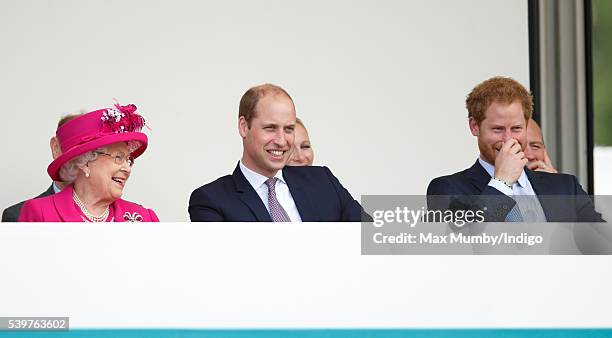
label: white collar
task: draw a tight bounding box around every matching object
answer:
[477,156,528,188]
[52,182,62,194]
[239,161,286,190]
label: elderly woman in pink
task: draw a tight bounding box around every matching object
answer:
[19,103,159,222]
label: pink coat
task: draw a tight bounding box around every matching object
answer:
[18,185,159,222]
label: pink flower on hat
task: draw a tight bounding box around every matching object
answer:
[101,103,146,134]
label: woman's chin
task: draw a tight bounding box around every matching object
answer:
[110,189,124,201]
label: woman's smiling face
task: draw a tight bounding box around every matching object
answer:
[83,142,133,201]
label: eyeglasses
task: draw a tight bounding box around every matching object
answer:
[94,151,135,167]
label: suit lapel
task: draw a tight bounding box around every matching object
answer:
[525,169,549,195]
[525,169,555,220]
[52,185,84,222]
[283,168,318,222]
[232,164,272,222]
[464,160,491,193]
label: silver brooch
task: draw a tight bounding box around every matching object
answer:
[123,212,143,222]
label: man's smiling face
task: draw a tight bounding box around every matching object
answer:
[239,93,296,177]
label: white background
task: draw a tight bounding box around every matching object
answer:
[0,0,530,220]
[595,147,612,194]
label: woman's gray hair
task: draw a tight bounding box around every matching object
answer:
[58,147,108,184]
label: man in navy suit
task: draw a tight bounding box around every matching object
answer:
[427,76,602,222]
[189,84,365,222]
[2,113,81,222]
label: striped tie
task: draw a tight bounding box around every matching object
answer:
[265,178,291,222]
[505,203,524,222]
[505,183,524,222]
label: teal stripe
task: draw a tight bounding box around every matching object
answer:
[1,329,612,338]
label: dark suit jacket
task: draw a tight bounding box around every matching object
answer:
[427,160,604,222]
[2,185,55,222]
[189,164,366,222]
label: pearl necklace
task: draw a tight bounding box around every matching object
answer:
[72,190,109,222]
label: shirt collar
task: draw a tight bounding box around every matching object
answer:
[52,182,62,194]
[477,156,528,188]
[239,161,286,190]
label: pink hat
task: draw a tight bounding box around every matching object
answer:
[47,103,149,181]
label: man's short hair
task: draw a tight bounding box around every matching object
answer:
[466,76,533,125]
[239,84,294,127]
[57,112,83,129]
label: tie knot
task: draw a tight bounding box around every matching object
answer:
[265,177,278,190]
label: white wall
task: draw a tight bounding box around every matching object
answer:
[595,147,612,194]
[0,0,530,221]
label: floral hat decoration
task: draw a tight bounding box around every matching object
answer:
[47,102,149,181]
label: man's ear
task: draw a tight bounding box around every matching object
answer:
[50,137,61,160]
[469,117,480,136]
[238,116,249,138]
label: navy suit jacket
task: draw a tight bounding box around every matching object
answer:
[427,160,603,222]
[189,164,366,222]
[2,185,55,222]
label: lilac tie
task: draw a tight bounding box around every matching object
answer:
[265,178,291,222]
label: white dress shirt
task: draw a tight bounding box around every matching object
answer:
[479,157,535,196]
[239,161,302,222]
[478,157,547,221]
